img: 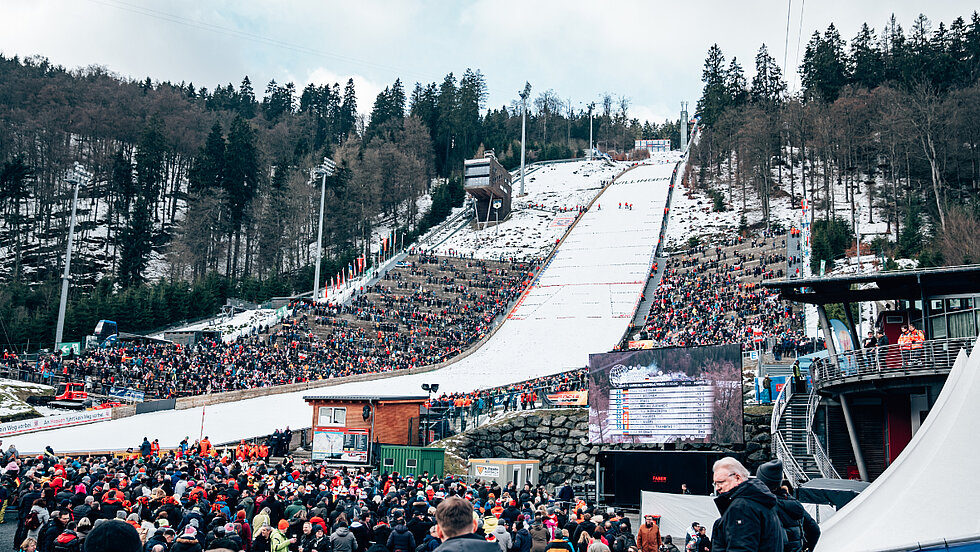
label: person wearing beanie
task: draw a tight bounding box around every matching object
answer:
[755,460,820,552]
[271,519,295,552]
[170,526,202,552]
[83,520,142,552]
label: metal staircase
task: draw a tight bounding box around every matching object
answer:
[771,382,837,487]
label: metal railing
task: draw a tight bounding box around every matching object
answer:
[769,377,793,434]
[811,337,976,389]
[805,386,840,479]
[770,382,811,488]
[772,431,808,488]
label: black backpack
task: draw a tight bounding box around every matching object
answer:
[52,531,81,552]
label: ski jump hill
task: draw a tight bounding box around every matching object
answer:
[10,156,681,454]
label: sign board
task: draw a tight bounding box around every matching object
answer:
[312,428,370,463]
[589,344,744,445]
[628,340,655,350]
[754,376,789,404]
[546,391,588,406]
[474,464,501,478]
[0,409,112,438]
[108,387,145,403]
[57,342,81,355]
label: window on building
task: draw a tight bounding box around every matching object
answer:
[318,406,347,426]
[406,458,418,469]
[383,458,395,468]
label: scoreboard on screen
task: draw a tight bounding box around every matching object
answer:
[588,344,743,445]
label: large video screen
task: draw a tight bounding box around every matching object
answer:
[589,344,743,444]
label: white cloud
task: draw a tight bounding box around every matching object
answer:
[293,67,387,118]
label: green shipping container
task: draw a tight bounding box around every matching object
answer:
[377,445,445,477]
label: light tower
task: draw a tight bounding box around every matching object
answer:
[311,157,336,301]
[519,82,531,196]
[680,101,689,151]
[587,102,596,160]
[55,163,91,349]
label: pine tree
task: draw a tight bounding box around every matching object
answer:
[725,57,748,107]
[750,44,786,108]
[224,115,260,275]
[801,25,849,102]
[339,78,358,141]
[118,195,153,288]
[135,117,167,205]
[0,156,33,280]
[435,73,458,175]
[239,76,257,118]
[696,44,729,126]
[188,121,226,194]
[849,23,883,89]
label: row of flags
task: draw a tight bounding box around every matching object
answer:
[325,229,402,296]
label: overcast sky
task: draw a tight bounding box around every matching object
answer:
[1,1,974,123]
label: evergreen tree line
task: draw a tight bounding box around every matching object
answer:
[0,55,677,349]
[691,12,980,270]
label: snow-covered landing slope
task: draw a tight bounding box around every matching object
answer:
[9,158,679,454]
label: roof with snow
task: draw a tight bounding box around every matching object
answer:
[762,264,980,304]
[303,395,427,402]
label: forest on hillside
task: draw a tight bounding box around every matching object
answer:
[0,55,677,350]
[690,12,980,271]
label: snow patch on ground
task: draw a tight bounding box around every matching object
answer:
[0,379,50,420]
[670,153,894,249]
[434,159,627,260]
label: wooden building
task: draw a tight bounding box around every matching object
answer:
[302,394,426,464]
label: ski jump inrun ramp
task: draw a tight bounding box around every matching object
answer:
[11,158,680,453]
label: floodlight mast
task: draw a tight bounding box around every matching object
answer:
[312,157,336,301]
[55,163,90,348]
[519,82,531,196]
[588,102,596,160]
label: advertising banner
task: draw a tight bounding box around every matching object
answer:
[589,344,743,445]
[108,387,145,403]
[546,391,588,406]
[628,340,655,350]
[0,409,112,438]
[474,465,501,478]
[754,376,789,404]
[312,428,370,462]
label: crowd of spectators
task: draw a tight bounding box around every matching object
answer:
[427,370,588,423]
[639,234,807,351]
[0,443,629,552]
[0,255,539,401]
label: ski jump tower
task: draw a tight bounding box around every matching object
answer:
[464,150,513,225]
[680,102,689,151]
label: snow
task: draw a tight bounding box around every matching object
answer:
[8,156,680,453]
[433,160,627,260]
[668,149,894,250]
[0,379,50,419]
[149,308,285,343]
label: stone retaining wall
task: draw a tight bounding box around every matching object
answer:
[447,407,772,487]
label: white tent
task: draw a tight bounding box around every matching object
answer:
[815,338,980,551]
[641,491,717,541]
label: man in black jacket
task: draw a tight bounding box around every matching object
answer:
[388,518,417,552]
[39,511,69,552]
[755,460,820,552]
[433,497,498,552]
[710,457,784,552]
